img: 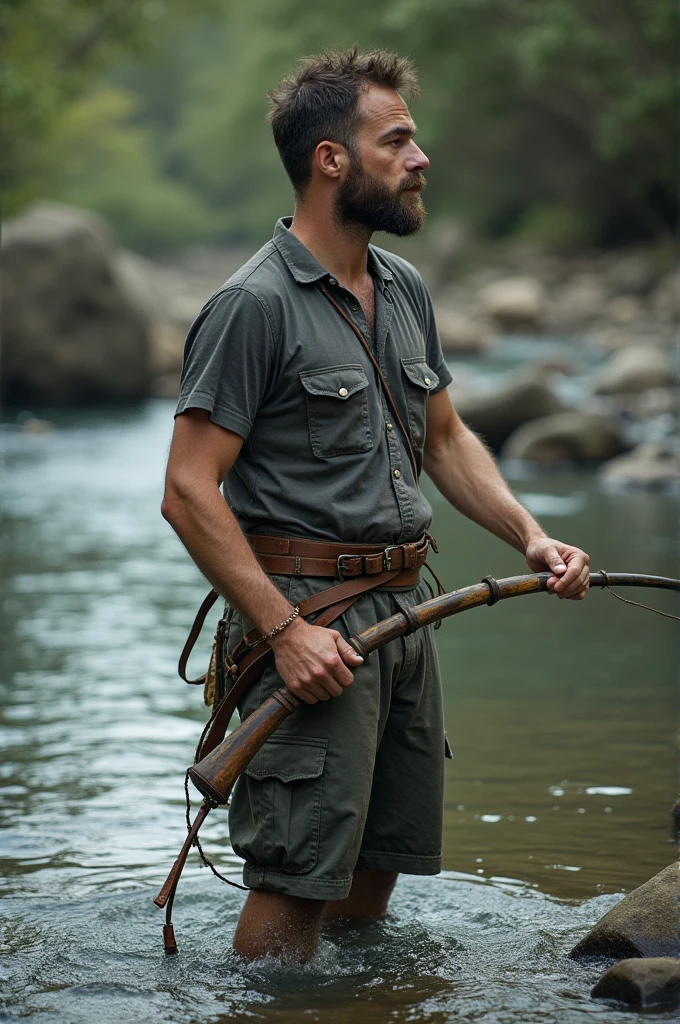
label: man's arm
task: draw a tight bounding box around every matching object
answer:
[423,390,589,600]
[162,409,363,703]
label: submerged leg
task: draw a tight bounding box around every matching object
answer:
[233,890,326,963]
[322,869,398,920]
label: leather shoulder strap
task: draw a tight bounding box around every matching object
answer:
[317,283,419,480]
[178,588,220,684]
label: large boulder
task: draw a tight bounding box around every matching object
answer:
[570,862,680,961]
[479,276,546,331]
[591,958,680,1009]
[454,367,563,451]
[593,345,677,396]
[435,308,493,354]
[502,411,624,464]
[652,271,680,323]
[546,274,609,332]
[1,202,151,405]
[599,442,680,491]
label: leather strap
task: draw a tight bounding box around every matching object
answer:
[196,565,410,761]
[178,535,431,686]
[249,534,428,580]
[317,282,420,481]
[178,588,220,685]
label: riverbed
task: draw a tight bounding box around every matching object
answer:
[1,394,677,1023]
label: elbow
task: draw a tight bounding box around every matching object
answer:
[160,490,178,527]
[161,475,188,528]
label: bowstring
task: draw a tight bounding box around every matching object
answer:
[598,570,680,622]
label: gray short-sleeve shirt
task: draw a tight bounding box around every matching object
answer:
[175,217,453,544]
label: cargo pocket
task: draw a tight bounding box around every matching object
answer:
[300,364,373,458]
[230,736,328,875]
[400,357,439,451]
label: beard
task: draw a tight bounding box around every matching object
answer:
[335,159,427,237]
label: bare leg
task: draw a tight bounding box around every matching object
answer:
[323,870,398,920]
[233,890,326,963]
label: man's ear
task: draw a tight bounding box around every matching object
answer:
[313,140,349,181]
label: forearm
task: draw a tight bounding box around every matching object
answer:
[162,479,293,634]
[423,423,546,554]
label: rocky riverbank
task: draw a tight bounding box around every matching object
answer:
[2,202,677,489]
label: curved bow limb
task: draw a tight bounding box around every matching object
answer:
[188,571,679,804]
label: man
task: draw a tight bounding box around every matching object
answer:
[162,47,590,963]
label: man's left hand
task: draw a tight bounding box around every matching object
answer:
[525,537,590,600]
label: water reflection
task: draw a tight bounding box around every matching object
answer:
[1,400,677,1022]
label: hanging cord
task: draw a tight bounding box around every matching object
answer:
[599,569,680,622]
[183,769,249,892]
[180,604,249,893]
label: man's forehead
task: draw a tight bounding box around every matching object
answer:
[357,85,415,134]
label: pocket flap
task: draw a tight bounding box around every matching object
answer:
[300,364,369,400]
[244,736,328,782]
[401,358,439,392]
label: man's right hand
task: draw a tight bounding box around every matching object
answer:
[268,617,363,704]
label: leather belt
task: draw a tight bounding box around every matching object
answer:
[248,533,433,586]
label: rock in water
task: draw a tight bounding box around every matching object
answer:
[570,862,680,960]
[454,366,563,451]
[479,276,546,330]
[502,411,623,464]
[1,202,151,405]
[592,958,680,1009]
[599,442,680,491]
[593,345,677,395]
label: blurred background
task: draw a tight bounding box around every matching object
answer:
[1,4,679,1022]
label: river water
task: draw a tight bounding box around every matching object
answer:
[1,391,678,1023]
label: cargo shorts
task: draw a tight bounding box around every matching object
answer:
[227,573,446,900]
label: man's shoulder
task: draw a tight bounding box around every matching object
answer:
[205,238,291,310]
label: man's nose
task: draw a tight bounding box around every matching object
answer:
[406,143,429,172]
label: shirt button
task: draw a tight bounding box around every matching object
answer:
[386,422,393,431]
[351,303,359,312]
[338,387,348,397]
[328,277,337,286]
[424,377,431,386]
[393,469,401,479]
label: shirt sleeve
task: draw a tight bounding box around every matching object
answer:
[175,286,275,440]
[422,286,453,394]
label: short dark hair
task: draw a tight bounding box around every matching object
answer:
[268,45,419,194]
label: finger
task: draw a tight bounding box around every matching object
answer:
[329,654,354,688]
[558,566,590,599]
[552,559,584,594]
[288,684,318,705]
[336,635,363,666]
[541,545,568,575]
[304,679,335,702]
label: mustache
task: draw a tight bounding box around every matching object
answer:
[400,173,427,192]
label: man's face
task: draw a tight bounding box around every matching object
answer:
[335,85,429,236]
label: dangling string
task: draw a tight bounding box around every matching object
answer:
[599,569,680,622]
[183,769,249,892]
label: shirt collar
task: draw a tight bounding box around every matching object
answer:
[273,216,393,286]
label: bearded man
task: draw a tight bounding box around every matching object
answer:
[162,46,590,963]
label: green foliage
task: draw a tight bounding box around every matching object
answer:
[40,87,217,252]
[3,0,675,251]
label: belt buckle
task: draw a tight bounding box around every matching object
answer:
[336,554,354,581]
[382,545,400,572]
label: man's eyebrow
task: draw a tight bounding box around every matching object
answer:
[377,123,417,142]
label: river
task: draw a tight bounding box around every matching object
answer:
[1,389,677,1023]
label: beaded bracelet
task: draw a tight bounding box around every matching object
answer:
[250,606,300,650]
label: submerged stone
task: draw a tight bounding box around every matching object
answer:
[592,958,680,1008]
[570,862,680,961]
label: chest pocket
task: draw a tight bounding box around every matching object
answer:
[401,357,439,451]
[300,364,374,458]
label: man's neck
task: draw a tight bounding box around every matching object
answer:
[288,202,373,292]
